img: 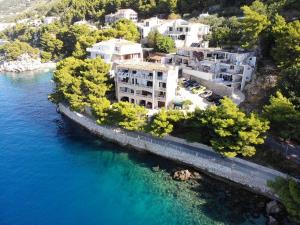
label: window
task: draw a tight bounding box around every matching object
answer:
[169,27,173,31]
[230,65,234,70]
[146,22,149,27]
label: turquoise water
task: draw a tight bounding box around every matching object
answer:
[0,71,267,225]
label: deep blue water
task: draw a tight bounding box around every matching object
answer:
[0,71,267,225]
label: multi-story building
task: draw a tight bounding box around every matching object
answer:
[115,62,179,109]
[87,39,143,75]
[166,47,256,94]
[105,9,138,25]
[138,18,210,48]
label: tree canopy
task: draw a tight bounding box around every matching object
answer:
[0,40,39,61]
[263,92,300,142]
[268,178,300,223]
[147,30,175,53]
[198,98,269,157]
[50,57,111,111]
[108,101,148,131]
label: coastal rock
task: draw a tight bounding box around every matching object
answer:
[0,53,54,73]
[267,216,278,225]
[191,171,202,179]
[173,170,191,181]
[266,200,282,215]
[152,166,160,172]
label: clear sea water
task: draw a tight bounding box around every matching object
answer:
[0,71,267,225]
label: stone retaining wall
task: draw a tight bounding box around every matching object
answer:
[58,103,294,198]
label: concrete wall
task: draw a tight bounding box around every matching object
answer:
[58,103,294,198]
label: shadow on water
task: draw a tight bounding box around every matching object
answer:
[58,116,268,225]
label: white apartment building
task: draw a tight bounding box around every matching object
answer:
[105,9,138,25]
[138,18,210,48]
[115,62,179,109]
[87,39,143,76]
[166,47,256,93]
[87,39,143,63]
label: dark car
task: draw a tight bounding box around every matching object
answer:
[213,95,223,105]
[206,94,223,104]
[184,80,197,88]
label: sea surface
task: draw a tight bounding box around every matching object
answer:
[0,71,267,225]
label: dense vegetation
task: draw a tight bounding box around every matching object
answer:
[147,30,176,53]
[0,18,139,62]
[263,92,300,142]
[49,57,111,111]
[0,40,39,61]
[268,178,300,223]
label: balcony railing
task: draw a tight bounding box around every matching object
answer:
[136,93,153,99]
[120,90,134,95]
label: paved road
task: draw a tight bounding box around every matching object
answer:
[117,127,287,183]
[60,104,296,197]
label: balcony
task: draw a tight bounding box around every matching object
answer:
[135,83,153,90]
[155,95,166,101]
[120,90,134,95]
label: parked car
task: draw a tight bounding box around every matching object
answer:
[192,85,206,94]
[213,95,223,105]
[183,80,193,88]
[200,90,213,98]
[186,81,200,90]
[206,93,222,103]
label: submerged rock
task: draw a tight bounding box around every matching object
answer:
[152,165,160,172]
[267,216,278,225]
[191,171,202,179]
[266,200,282,215]
[173,169,191,181]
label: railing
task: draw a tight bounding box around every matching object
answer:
[135,93,153,99]
[120,90,134,95]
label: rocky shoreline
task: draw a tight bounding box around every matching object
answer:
[0,54,56,73]
[162,167,293,225]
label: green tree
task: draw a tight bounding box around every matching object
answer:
[40,32,63,60]
[108,101,148,131]
[90,95,111,124]
[268,178,300,223]
[271,15,300,68]
[240,0,270,49]
[112,19,140,42]
[58,24,92,57]
[50,57,111,111]
[263,92,300,142]
[200,98,269,157]
[1,40,39,61]
[150,109,174,137]
[40,51,52,62]
[278,65,300,109]
[156,33,175,53]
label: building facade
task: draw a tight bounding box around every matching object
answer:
[105,9,138,25]
[87,39,143,63]
[87,39,143,76]
[166,47,256,93]
[115,62,178,109]
[138,18,210,48]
